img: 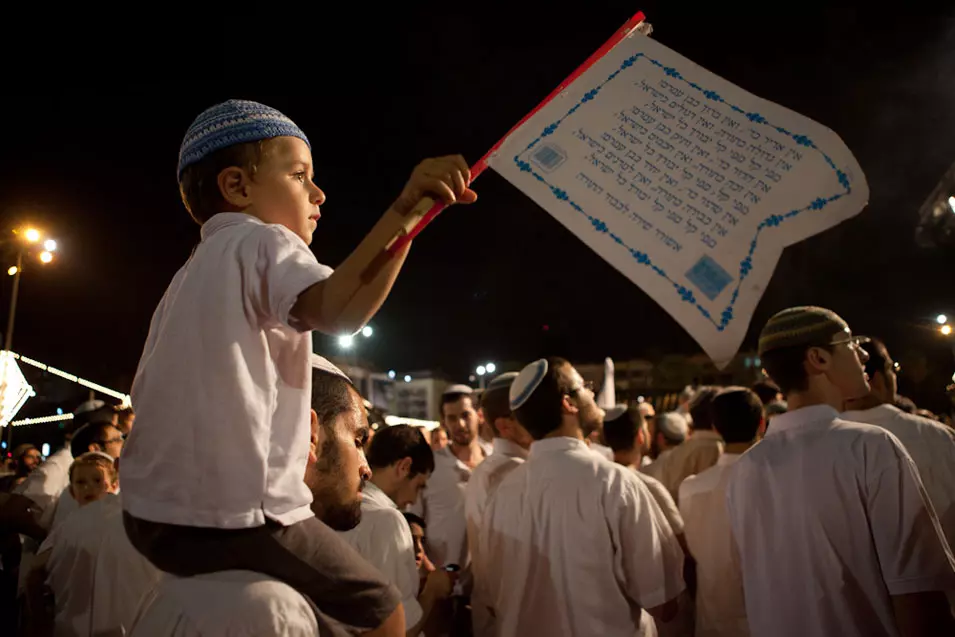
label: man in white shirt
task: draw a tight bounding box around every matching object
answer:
[481,357,686,637]
[641,412,688,486]
[726,306,955,637]
[679,387,764,637]
[411,385,486,571]
[464,372,533,637]
[341,424,454,636]
[843,339,955,546]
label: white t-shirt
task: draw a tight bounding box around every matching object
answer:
[480,436,685,637]
[121,213,332,529]
[726,405,955,637]
[465,438,529,637]
[339,481,423,630]
[130,571,318,637]
[678,453,748,637]
[635,471,684,536]
[44,494,161,637]
[409,445,482,569]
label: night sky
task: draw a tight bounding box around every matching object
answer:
[2,4,954,421]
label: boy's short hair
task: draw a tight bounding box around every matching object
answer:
[603,409,645,453]
[403,512,426,530]
[712,388,764,444]
[366,425,434,477]
[179,141,269,225]
[69,452,118,483]
[440,386,475,419]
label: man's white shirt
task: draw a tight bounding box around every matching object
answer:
[339,481,423,630]
[480,436,685,637]
[726,405,955,637]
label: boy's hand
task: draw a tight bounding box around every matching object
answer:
[392,155,478,217]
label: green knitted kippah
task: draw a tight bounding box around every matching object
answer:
[758,306,851,356]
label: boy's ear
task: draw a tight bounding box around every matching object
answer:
[218,167,254,208]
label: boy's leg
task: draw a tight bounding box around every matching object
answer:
[124,512,400,636]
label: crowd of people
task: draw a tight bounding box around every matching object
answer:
[1,99,954,636]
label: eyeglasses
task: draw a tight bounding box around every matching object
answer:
[96,437,124,445]
[829,335,871,351]
[568,380,596,395]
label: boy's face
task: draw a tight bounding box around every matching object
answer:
[70,464,118,506]
[246,136,325,244]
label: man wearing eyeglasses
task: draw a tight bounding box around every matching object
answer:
[843,339,955,610]
[726,307,955,637]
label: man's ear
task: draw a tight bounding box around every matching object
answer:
[396,457,413,479]
[308,409,320,464]
[561,395,579,415]
[217,166,254,209]
[805,347,831,375]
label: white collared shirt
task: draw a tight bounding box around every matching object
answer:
[339,481,423,630]
[726,405,955,637]
[121,213,332,529]
[44,494,161,637]
[410,445,481,569]
[481,436,685,637]
[842,403,955,548]
[465,438,529,637]
[130,571,318,636]
[678,453,748,637]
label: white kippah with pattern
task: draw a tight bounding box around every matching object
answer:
[509,359,549,411]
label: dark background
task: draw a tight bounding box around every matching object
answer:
[2,4,954,423]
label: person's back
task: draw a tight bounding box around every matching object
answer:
[728,307,955,637]
[130,571,319,637]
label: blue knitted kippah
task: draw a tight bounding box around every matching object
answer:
[177,99,310,179]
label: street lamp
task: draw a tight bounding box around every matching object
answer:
[5,226,58,353]
[361,326,373,338]
[938,314,948,325]
[942,325,953,336]
[338,335,355,349]
[475,362,497,389]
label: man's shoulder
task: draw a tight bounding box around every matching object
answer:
[678,462,723,502]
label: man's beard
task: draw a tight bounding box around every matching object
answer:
[322,497,363,531]
[307,438,364,531]
[452,429,473,447]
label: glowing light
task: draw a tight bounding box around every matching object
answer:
[937,314,948,325]
[476,366,486,376]
[43,239,57,252]
[7,266,18,276]
[404,375,412,383]
[338,335,354,349]
[39,251,53,264]
[485,363,497,374]
[361,326,373,338]
[948,196,955,214]
[387,370,396,380]
[41,443,50,456]
[24,228,41,243]
[942,325,953,336]
[10,413,73,427]
[12,352,130,402]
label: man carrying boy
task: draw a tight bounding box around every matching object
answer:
[121,99,477,636]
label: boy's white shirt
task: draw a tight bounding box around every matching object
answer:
[121,213,333,529]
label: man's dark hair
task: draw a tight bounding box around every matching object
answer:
[403,512,426,530]
[366,425,435,477]
[70,422,117,458]
[179,140,271,225]
[751,379,782,406]
[440,391,474,419]
[481,387,512,436]
[860,338,891,380]
[712,388,764,444]
[688,386,720,431]
[603,409,645,453]
[513,357,575,440]
[760,343,835,396]
[311,369,366,465]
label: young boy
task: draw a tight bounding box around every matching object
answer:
[68,452,120,507]
[120,99,477,636]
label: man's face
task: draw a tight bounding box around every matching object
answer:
[305,389,372,531]
[18,448,41,475]
[409,522,426,569]
[874,344,899,403]
[444,397,479,447]
[94,425,125,460]
[396,471,430,510]
[563,365,605,436]
[820,332,870,401]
